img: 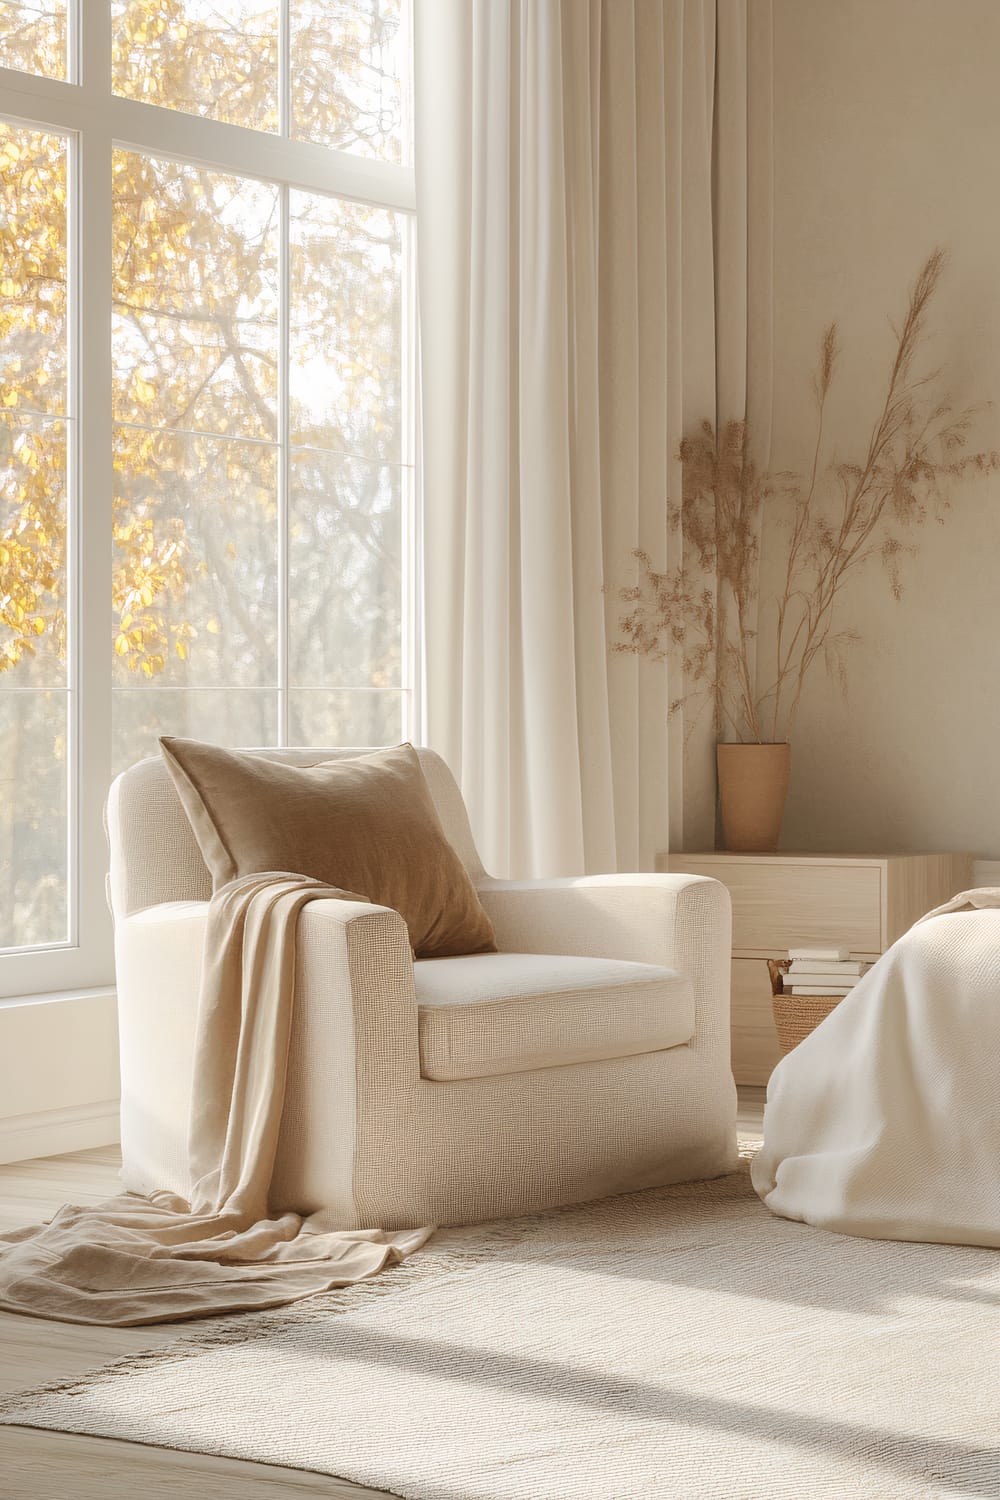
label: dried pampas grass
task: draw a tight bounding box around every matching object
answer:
[613,250,999,743]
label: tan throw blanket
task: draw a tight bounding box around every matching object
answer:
[0,873,431,1326]
[752,888,1000,1248]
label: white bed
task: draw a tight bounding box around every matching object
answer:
[752,889,1000,1249]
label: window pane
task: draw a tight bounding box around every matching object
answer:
[290,190,404,463]
[111,1,278,133]
[0,689,68,947]
[0,1,68,80]
[0,413,68,948]
[111,149,282,773]
[113,688,277,777]
[113,428,278,690]
[113,152,279,442]
[289,450,401,689]
[291,0,409,165]
[1,122,67,417]
[1,413,67,686]
[0,118,70,954]
[288,688,402,749]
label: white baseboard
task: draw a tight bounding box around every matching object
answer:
[0,1099,120,1166]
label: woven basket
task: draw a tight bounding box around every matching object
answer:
[767,958,844,1056]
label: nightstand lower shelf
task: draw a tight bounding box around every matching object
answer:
[731,958,784,1086]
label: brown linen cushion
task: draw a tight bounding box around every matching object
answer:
[158,738,497,960]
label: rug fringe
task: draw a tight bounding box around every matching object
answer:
[0,1245,484,1420]
[0,1156,761,1422]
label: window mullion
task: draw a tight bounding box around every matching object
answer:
[73,115,114,989]
[66,0,80,84]
[402,213,419,743]
[277,0,291,746]
[277,181,290,746]
[278,0,291,139]
[80,0,111,92]
[109,95,415,210]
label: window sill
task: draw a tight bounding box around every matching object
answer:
[0,984,115,1011]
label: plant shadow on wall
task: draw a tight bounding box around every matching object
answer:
[612,250,999,851]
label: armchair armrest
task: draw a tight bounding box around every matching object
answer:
[476,874,732,1057]
[115,896,419,1212]
[477,873,730,965]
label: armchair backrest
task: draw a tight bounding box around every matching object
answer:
[106,746,485,922]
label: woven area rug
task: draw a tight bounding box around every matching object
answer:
[2,1157,999,1499]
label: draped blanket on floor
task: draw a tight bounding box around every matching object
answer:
[0,873,430,1327]
[753,888,1000,1249]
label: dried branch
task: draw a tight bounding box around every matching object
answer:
[611,251,1000,743]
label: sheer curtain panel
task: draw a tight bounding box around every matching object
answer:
[416,0,772,877]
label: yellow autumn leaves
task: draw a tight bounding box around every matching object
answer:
[3,0,404,690]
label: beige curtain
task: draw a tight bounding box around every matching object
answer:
[416,0,772,877]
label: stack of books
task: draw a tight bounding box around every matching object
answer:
[784,945,872,996]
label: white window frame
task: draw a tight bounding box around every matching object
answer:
[0,6,418,999]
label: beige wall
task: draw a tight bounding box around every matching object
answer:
[767,0,1000,858]
[0,990,120,1163]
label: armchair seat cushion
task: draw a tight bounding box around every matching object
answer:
[414,952,694,1082]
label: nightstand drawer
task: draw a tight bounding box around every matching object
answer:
[678,857,882,955]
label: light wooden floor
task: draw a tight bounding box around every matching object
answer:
[0,1091,767,1500]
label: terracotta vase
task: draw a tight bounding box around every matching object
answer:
[716,742,791,853]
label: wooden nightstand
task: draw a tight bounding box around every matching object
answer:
[658,851,972,1085]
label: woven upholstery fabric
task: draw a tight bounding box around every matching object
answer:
[111,747,735,1227]
[3,877,430,1327]
[414,952,693,1080]
[116,902,207,1198]
[117,871,736,1228]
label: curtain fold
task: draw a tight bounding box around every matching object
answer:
[416,0,772,877]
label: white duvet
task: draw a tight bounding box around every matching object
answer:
[752,888,1000,1248]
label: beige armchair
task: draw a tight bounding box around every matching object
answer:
[108,747,737,1229]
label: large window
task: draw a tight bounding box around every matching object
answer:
[0,2,416,995]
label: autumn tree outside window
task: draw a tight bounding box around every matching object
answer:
[0,2,416,995]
